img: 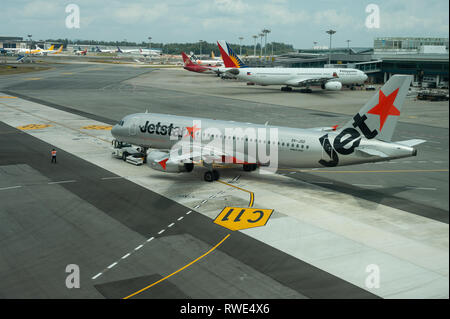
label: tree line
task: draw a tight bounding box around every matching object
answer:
[46,39,295,56]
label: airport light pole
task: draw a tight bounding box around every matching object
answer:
[148,37,152,50]
[239,37,244,56]
[259,33,264,58]
[262,28,271,60]
[313,41,317,49]
[27,34,32,52]
[346,39,351,53]
[326,29,336,65]
[252,35,258,57]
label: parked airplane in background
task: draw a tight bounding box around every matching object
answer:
[117,46,160,56]
[111,75,424,182]
[189,52,222,67]
[74,47,87,56]
[181,52,213,73]
[217,40,368,92]
[36,45,63,55]
[95,46,116,53]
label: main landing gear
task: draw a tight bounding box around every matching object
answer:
[243,164,258,172]
[299,88,313,93]
[281,86,292,92]
[204,170,220,182]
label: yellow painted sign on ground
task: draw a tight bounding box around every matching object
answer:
[214,207,273,231]
[81,125,112,130]
[17,124,52,130]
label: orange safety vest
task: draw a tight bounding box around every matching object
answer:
[51,150,56,156]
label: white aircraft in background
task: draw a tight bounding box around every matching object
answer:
[190,52,222,67]
[117,47,161,56]
[36,45,63,55]
[217,40,368,92]
[95,46,117,53]
[111,75,424,182]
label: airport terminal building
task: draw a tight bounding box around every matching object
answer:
[275,37,449,86]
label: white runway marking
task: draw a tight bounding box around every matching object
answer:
[92,273,102,280]
[177,216,184,221]
[134,244,143,251]
[0,186,22,191]
[158,229,165,235]
[146,237,154,242]
[101,176,124,180]
[107,262,118,269]
[168,223,175,228]
[121,253,131,259]
[48,180,76,185]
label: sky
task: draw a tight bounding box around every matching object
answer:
[1,0,448,48]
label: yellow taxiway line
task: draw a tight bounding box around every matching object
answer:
[123,234,230,299]
[217,180,254,208]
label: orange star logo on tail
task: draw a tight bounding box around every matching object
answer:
[368,88,400,131]
[185,124,201,139]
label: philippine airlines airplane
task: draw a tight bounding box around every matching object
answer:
[111,75,424,182]
[181,52,214,73]
[217,40,368,92]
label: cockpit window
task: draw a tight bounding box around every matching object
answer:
[118,120,124,126]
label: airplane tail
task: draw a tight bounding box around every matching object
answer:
[189,51,198,61]
[117,46,123,53]
[48,45,55,51]
[55,45,63,53]
[211,51,216,59]
[341,75,412,142]
[217,40,247,68]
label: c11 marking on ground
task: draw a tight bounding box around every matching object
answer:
[81,125,112,130]
[16,124,52,130]
[214,207,274,231]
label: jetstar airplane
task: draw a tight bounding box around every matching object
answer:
[217,40,368,92]
[181,52,214,73]
[111,75,425,182]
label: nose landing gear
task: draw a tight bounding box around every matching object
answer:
[204,170,220,182]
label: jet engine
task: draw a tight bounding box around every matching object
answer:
[322,81,342,91]
[147,150,194,173]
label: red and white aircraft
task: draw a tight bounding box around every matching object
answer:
[181,52,214,73]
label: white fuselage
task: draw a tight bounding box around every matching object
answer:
[111,113,416,170]
[235,67,368,87]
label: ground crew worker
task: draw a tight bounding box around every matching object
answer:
[51,149,57,163]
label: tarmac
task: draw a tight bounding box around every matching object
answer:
[0,60,448,299]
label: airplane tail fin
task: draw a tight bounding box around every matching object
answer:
[341,75,412,142]
[48,45,54,51]
[217,40,247,68]
[211,51,216,59]
[56,45,63,53]
[117,46,123,53]
[189,51,198,61]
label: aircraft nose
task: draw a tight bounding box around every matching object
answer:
[111,124,120,138]
[362,73,368,81]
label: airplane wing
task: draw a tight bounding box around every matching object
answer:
[154,140,257,166]
[285,76,337,87]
